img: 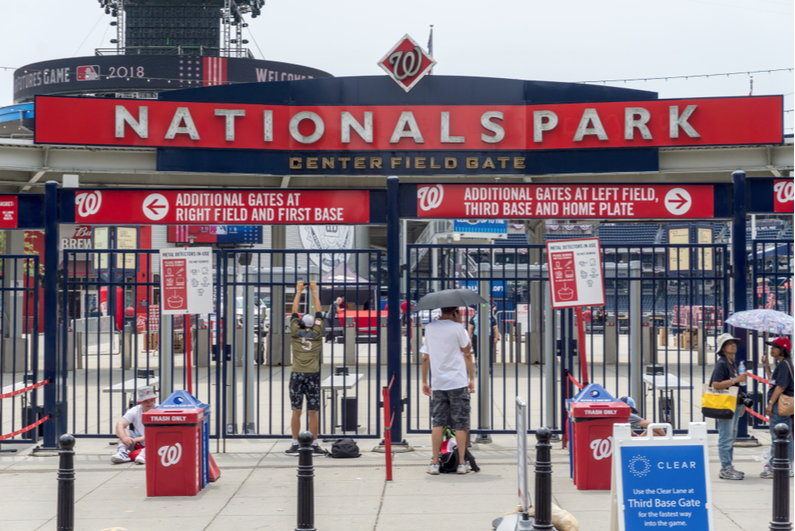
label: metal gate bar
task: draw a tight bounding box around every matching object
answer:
[221,249,383,439]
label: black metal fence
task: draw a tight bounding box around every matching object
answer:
[221,249,384,439]
[406,243,729,435]
[0,255,41,445]
[60,248,384,441]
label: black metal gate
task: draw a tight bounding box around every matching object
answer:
[221,249,384,439]
[746,239,793,430]
[0,255,41,445]
[406,242,729,435]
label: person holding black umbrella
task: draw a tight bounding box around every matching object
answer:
[421,306,475,475]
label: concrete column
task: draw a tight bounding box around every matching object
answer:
[629,260,642,403]
[160,315,173,398]
[476,279,492,443]
[605,316,618,364]
[344,316,356,365]
[269,226,286,366]
[380,316,388,365]
[121,325,133,370]
[3,231,26,373]
[196,327,210,368]
[543,281,554,427]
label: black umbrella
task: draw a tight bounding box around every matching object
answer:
[413,288,488,312]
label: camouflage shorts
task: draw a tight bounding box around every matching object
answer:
[431,387,471,431]
[290,372,321,411]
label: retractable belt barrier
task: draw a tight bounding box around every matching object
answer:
[0,379,51,442]
[745,406,769,424]
[567,371,585,390]
[747,372,770,385]
[0,379,50,400]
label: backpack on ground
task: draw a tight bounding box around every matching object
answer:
[438,426,480,473]
[327,439,361,458]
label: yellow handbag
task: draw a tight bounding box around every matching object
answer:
[701,384,738,420]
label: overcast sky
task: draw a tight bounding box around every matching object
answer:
[1,0,792,130]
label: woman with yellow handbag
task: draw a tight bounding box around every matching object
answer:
[761,336,794,478]
[710,333,747,480]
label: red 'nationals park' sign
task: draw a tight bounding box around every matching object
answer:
[35,96,781,152]
[73,190,370,224]
[415,184,714,219]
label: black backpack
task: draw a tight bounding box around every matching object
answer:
[327,439,361,458]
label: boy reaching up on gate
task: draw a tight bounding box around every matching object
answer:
[111,386,157,465]
[285,280,326,456]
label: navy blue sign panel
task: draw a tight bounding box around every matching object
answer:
[13,55,331,103]
[156,76,660,176]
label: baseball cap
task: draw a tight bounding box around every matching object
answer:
[619,396,638,413]
[765,337,791,354]
[137,386,157,403]
[300,314,315,328]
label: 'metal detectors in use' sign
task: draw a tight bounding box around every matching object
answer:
[74,190,370,225]
[416,184,713,219]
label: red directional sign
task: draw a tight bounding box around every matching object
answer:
[73,189,371,224]
[0,196,18,228]
[416,184,714,219]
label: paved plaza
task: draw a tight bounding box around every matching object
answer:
[0,429,788,531]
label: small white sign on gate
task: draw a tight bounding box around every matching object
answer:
[546,237,605,309]
[610,422,713,531]
[159,248,213,315]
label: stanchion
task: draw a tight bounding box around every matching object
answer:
[383,385,393,481]
[296,431,316,531]
[533,427,554,531]
[57,434,75,531]
[770,423,792,531]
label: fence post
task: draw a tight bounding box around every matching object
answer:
[57,434,75,531]
[770,423,792,531]
[533,427,554,531]
[42,181,61,449]
[731,170,757,443]
[386,176,403,445]
[296,431,316,531]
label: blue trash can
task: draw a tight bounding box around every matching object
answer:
[158,390,211,489]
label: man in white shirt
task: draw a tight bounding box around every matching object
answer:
[111,386,157,465]
[421,306,474,475]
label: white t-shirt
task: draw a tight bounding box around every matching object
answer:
[123,405,145,438]
[420,319,471,391]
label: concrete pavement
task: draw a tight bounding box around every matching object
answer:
[0,429,790,531]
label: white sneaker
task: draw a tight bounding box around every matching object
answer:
[111,446,131,464]
[426,462,440,475]
[456,463,470,474]
[134,448,146,465]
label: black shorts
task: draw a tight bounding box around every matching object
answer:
[290,372,321,411]
[431,387,471,431]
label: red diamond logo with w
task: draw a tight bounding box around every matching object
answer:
[378,34,436,93]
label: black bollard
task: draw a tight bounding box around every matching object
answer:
[770,423,792,531]
[57,434,75,531]
[296,431,316,531]
[533,427,554,531]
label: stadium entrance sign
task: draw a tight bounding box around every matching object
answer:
[34,76,783,176]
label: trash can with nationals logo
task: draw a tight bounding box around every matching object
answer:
[142,406,204,497]
[566,383,630,491]
[157,390,211,489]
